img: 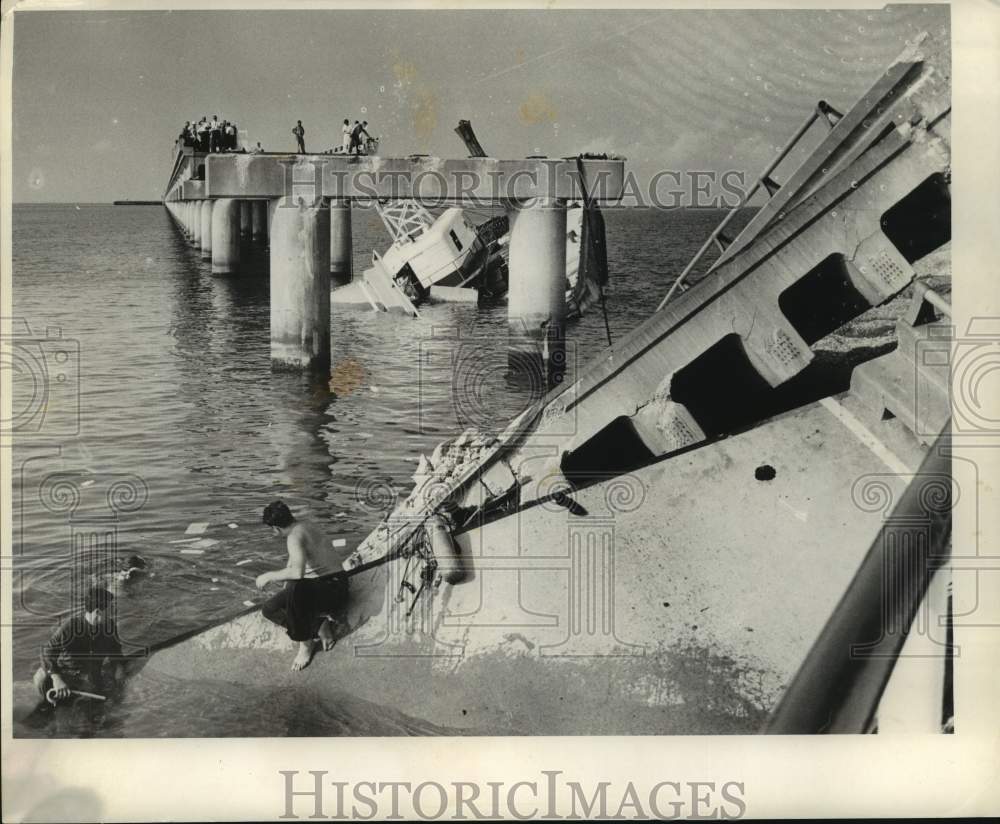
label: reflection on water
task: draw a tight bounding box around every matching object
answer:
[12,203,740,735]
[18,667,463,738]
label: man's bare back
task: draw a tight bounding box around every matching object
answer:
[287,520,338,578]
[258,501,346,671]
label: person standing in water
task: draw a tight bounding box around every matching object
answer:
[257,500,348,671]
[33,586,125,701]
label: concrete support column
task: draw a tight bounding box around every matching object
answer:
[211,198,241,275]
[188,203,197,241]
[200,200,214,260]
[269,197,331,371]
[240,200,252,238]
[329,199,353,285]
[251,200,268,244]
[506,198,567,387]
[192,202,203,247]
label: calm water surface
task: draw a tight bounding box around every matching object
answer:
[12,202,744,734]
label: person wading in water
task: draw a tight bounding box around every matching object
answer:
[256,500,348,671]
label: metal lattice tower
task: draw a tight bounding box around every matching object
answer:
[376,201,434,244]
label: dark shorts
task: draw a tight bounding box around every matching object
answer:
[261,575,349,642]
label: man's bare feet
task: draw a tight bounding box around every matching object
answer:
[317,619,337,652]
[292,640,316,671]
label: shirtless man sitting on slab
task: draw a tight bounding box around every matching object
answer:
[257,500,348,671]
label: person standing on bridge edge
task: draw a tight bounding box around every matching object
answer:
[198,118,210,152]
[341,119,351,153]
[349,120,371,155]
[210,114,221,152]
[293,120,305,153]
[256,500,349,671]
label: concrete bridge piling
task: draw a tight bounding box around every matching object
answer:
[269,196,331,370]
[506,198,568,385]
[329,199,353,285]
[239,200,252,238]
[163,151,624,372]
[211,198,241,275]
[199,200,213,260]
[251,200,268,244]
[192,201,203,248]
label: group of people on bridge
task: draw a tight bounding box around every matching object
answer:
[293,118,376,156]
[180,116,241,153]
[177,115,376,157]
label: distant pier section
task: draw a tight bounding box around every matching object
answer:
[162,147,625,372]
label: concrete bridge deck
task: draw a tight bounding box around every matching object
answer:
[166,149,626,204]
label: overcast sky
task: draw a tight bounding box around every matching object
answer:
[12,5,948,203]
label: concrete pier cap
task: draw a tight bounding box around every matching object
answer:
[203,153,626,205]
[269,196,331,371]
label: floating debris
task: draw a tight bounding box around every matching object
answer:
[227,523,238,529]
[184,522,210,535]
[180,549,205,555]
[331,538,347,548]
[242,600,255,608]
[235,559,254,566]
[187,538,219,549]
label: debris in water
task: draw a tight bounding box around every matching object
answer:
[331,538,347,548]
[227,523,238,529]
[235,559,254,566]
[180,549,205,555]
[242,600,255,607]
[187,538,219,549]
[185,522,210,535]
